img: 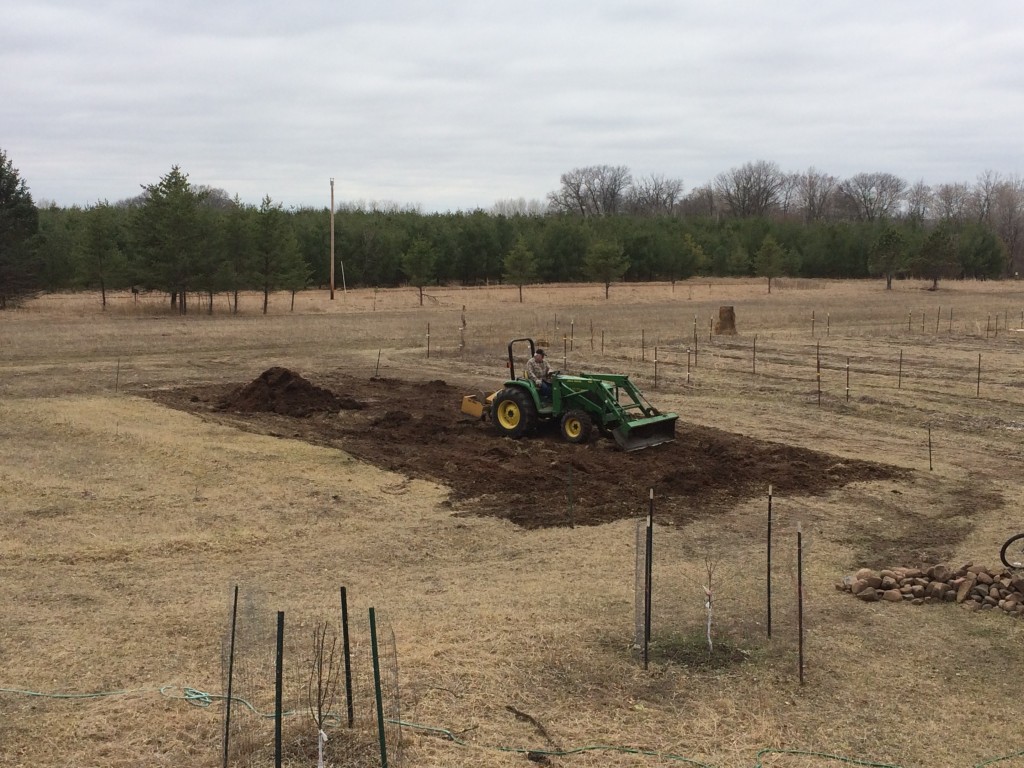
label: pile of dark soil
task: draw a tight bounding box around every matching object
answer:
[149,369,906,530]
[219,366,363,418]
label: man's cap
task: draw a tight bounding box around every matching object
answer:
[535,349,545,356]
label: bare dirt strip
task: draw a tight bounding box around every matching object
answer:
[146,367,903,529]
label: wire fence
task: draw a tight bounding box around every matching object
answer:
[632,491,810,678]
[220,586,402,767]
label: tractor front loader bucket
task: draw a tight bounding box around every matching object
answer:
[612,413,678,452]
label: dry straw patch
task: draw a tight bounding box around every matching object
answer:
[3,278,1024,767]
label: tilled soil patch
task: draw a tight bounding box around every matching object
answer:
[145,369,906,529]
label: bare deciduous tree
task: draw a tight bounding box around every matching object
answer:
[308,621,339,768]
[934,182,971,222]
[547,165,633,217]
[904,180,933,223]
[838,172,907,221]
[703,554,717,654]
[490,197,547,217]
[970,170,1001,224]
[795,167,839,222]
[714,160,785,218]
[992,176,1024,273]
[548,168,588,216]
[194,185,235,211]
[775,172,803,220]
[679,183,717,218]
[626,174,684,216]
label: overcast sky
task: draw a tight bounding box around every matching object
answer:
[4,1,1022,212]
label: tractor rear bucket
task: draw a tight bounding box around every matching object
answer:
[612,413,678,452]
[461,394,485,418]
[461,392,495,420]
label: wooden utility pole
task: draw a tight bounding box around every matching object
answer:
[330,178,336,300]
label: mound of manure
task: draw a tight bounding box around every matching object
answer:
[221,367,362,417]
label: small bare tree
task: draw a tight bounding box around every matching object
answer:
[703,554,717,654]
[308,621,339,768]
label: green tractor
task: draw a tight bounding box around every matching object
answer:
[461,338,678,452]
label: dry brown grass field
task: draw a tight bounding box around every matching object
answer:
[4,277,1024,768]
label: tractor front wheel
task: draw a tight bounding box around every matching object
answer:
[492,388,537,439]
[560,409,593,444]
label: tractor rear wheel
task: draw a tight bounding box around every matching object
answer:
[560,409,593,444]
[492,387,537,439]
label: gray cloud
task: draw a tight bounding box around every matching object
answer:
[3,0,1022,211]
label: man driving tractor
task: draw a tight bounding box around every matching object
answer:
[525,348,552,398]
[459,337,677,450]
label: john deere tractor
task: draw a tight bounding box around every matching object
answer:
[461,338,677,452]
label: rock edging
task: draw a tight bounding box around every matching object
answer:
[837,564,1024,616]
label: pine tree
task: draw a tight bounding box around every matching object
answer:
[502,236,538,302]
[256,196,307,314]
[754,234,786,293]
[78,201,128,309]
[402,237,438,306]
[133,166,208,313]
[0,148,41,309]
[585,239,629,298]
[868,225,907,290]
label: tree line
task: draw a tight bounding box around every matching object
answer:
[1,149,1019,312]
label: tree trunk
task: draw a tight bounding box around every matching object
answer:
[605,282,610,299]
[418,285,424,306]
[886,273,893,290]
[263,285,269,314]
[518,284,523,303]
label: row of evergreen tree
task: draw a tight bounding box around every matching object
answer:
[1,153,1011,312]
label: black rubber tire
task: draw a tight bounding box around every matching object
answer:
[560,409,593,444]
[1000,533,1024,569]
[492,387,537,439]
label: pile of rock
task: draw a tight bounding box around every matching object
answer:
[837,564,1024,616]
